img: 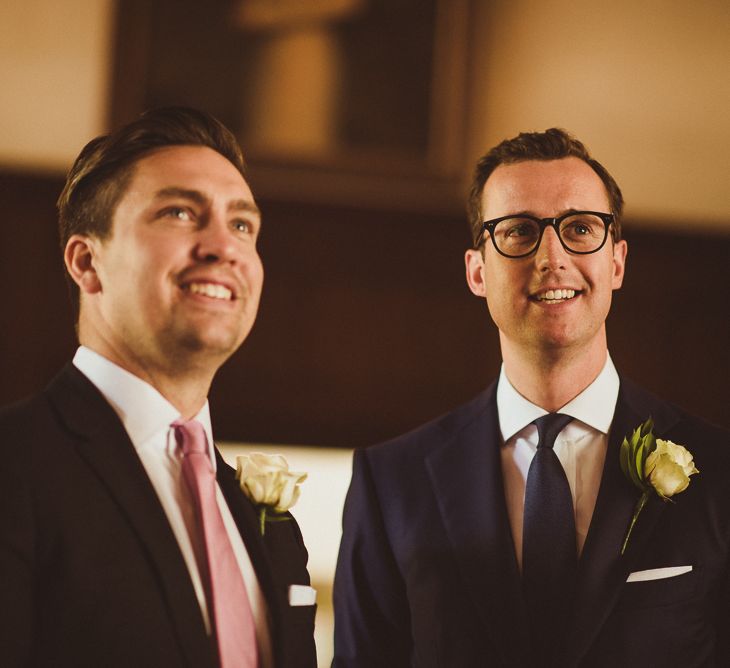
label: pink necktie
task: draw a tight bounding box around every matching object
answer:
[173,419,258,668]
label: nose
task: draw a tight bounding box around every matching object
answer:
[534,225,567,271]
[194,215,238,264]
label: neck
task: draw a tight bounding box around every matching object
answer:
[79,339,216,419]
[139,366,213,419]
[501,336,608,412]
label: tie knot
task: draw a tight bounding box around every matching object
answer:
[533,413,573,450]
[173,419,208,456]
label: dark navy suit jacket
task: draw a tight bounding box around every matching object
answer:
[0,364,317,668]
[333,377,730,667]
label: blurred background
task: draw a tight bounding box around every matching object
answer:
[2,0,729,663]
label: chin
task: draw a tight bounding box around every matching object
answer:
[533,330,582,351]
[174,328,245,358]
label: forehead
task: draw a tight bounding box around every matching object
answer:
[127,145,255,203]
[481,157,609,219]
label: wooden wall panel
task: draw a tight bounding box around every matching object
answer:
[1,173,76,403]
[2,172,728,446]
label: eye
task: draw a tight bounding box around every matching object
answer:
[562,216,600,237]
[501,219,538,239]
[505,223,531,237]
[232,218,260,236]
[162,206,194,222]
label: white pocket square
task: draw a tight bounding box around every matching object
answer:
[288,584,317,606]
[626,565,692,582]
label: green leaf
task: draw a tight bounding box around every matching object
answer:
[619,437,631,478]
[639,432,657,474]
[626,429,637,454]
[619,418,660,494]
[626,431,646,489]
[634,438,646,477]
[621,433,636,486]
[628,441,645,488]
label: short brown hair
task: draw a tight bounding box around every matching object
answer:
[467,128,623,247]
[57,106,246,314]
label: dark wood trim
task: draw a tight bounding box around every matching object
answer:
[107,0,472,211]
[108,0,154,129]
[4,171,728,446]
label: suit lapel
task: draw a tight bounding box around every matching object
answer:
[46,365,215,668]
[561,379,678,666]
[215,452,287,667]
[425,386,530,666]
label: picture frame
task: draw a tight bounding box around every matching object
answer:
[110,0,472,212]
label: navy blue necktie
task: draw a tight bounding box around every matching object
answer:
[522,413,576,664]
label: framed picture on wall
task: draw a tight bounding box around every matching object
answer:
[110,0,472,212]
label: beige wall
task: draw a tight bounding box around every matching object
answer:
[0,0,727,229]
[0,0,115,172]
[467,0,730,230]
[219,443,353,667]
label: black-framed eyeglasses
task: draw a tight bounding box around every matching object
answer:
[475,210,615,258]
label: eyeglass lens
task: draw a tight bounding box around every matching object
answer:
[492,213,607,256]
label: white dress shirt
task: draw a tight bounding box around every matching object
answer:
[73,346,273,667]
[497,355,619,568]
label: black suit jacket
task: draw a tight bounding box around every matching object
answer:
[333,377,730,667]
[0,364,317,668]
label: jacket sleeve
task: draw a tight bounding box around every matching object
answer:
[332,447,411,667]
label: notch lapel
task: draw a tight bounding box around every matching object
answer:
[46,365,215,668]
[425,386,530,667]
[561,379,677,667]
[215,452,288,667]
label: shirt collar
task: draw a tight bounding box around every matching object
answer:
[72,346,216,464]
[497,354,619,442]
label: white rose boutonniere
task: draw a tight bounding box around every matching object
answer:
[235,453,307,535]
[619,417,698,554]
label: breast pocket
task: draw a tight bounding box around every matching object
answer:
[618,566,699,609]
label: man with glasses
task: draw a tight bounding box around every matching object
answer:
[333,128,730,666]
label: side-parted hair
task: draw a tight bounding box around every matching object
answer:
[57,106,246,314]
[466,128,624,247]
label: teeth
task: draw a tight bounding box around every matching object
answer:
[537,289,576,302]
[187,282,232,300]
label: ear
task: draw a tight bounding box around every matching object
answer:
[64,235,102,294]
[611,239,628,290]
[465,248,487,297]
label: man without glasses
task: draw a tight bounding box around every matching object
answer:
[0,107,316,667]
[333,128,730,667]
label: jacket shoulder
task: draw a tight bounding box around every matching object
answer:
[618,376,730,480]
[362,383,496,464]
[619,376,730,441]
[0,391,55,441]
[0,364,85,437]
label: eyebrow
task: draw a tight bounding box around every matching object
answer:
[154,187,261,217]
[492,207,585,220]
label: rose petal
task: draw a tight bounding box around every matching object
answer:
[236,453,306,511]
[649,455,690,497]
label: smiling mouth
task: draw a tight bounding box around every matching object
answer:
[184,282,234,301]
[532,288,580,304]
